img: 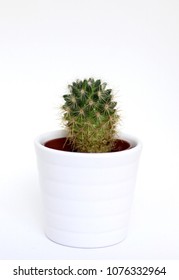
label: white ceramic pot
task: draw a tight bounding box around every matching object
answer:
[35,130,142,248]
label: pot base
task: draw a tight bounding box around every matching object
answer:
[45,227,128,248]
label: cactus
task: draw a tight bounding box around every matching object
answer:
[62,78,120,153]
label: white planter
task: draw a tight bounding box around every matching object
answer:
[35,130,142,248]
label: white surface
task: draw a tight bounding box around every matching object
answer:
[0,0,179,259]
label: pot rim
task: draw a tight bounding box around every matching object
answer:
[34,129,142,158]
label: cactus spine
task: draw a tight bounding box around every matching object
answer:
[62,78,120,153]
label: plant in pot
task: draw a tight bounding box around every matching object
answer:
[35,78,142,248]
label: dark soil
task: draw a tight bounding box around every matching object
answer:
[44,137,131,152]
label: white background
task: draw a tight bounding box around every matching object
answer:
[0,0,179,259]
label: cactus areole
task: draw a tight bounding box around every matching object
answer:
[47,78,130,153]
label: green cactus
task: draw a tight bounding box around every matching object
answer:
[62,78,120,153]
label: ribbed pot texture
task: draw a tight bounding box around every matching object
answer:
[35,130,142,248]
